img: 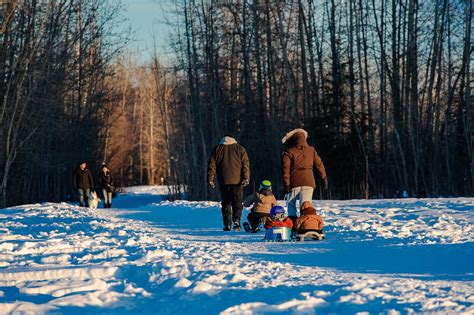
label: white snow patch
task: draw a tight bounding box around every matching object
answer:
[192,281,215,294]
[175,277,193,288]
[124,283,152,297]
[40,254,71,264]
[20,278,108,297]
[221,297,326,314]
[0,193,472,314]
[0,266,118,283]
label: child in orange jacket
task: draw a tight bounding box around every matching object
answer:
[294,201,324,234]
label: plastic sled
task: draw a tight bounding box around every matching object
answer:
[264,227,293,241]
[297,231,325,241]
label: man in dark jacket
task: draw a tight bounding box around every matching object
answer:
[73,161,94,207]
[207,134,250,231]
[281,129,327,224]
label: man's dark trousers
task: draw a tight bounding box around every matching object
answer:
[220,184,243,227]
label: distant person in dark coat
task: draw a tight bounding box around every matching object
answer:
[100,163,114,208]
[207,134,250,231]
[73,161,94,207]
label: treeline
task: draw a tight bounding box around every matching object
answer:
[103,56,177,191]
[1,0,472,207]
[162,0,473,199]
[0,0,126,207]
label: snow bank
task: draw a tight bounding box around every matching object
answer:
[321,198,474,244]
[121,185,187,197]
[0,194,472,314]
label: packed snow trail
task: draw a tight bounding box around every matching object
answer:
[0,187,473,314]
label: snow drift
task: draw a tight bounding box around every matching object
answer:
[0,187,472,314]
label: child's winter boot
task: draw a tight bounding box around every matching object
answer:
[233,221,240,231]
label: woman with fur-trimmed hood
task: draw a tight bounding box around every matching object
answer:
[281,128,327,225]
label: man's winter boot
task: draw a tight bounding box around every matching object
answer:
[223,215,232,231]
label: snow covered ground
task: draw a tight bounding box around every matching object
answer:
[0,186,473,314]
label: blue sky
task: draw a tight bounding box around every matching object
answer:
[122,0,172,63]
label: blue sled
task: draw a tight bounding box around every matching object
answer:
[264,227,293,241]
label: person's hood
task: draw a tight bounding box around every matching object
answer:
[282,129,308,148]
[282,128,308,145]
[220,136,237,145]
[301,201,313,209]
[301,207,317,216]
[293,132,307,147]
[301,201,317,215]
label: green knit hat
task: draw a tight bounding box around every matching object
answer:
[259,180,272,190]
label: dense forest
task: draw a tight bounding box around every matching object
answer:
[0,0,472,207]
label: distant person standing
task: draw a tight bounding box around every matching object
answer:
[207,134,250,231]
[100,163,114,208]
[73,161,94,207]
[281,129,327,226]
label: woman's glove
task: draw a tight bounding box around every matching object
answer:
[322,177,328,190]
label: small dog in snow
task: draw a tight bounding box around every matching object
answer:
[89,191,100,210]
